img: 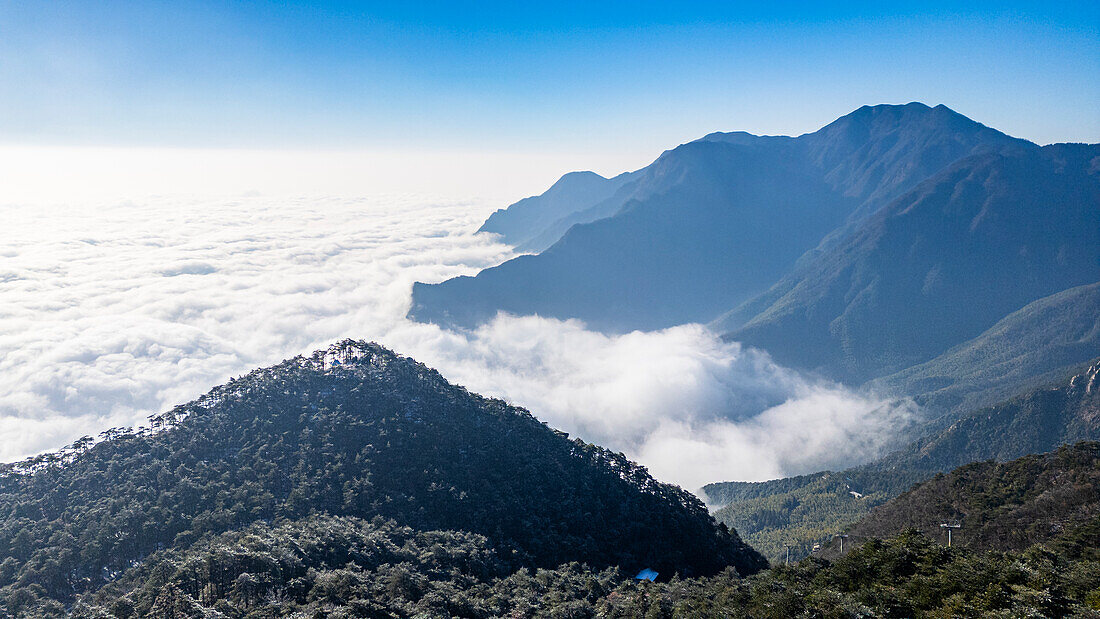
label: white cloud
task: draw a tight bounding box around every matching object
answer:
[0,194,916,490]
[399,317,917,490]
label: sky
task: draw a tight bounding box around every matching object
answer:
[1,1,1098,201]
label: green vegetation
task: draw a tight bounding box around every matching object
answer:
[0,341,762,616]
[709,474,889,563]
[3,341,1099,617]
[706,361,1100,563]
[871,359,1100,476]
[40,526,1100,618]
[831,442,1100,556]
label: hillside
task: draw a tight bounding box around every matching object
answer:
[708,473,890,563]
[870,358,1100,477]
[412,103,1031,333]
[0,341,763,614]
[869,281,1100,415]
[727,143,1100,383]
[826,442,1100,557]
[705,360,1100,562]
[413,135,853,331]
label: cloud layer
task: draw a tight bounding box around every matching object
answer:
[0,194,915,489]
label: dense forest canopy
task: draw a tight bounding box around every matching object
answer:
[20,514,1100,617]
[2,343,1097,617]
[0,341,762,616]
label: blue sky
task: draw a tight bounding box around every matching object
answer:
[1,1,1097,196]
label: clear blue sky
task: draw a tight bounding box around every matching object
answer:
[2,1,1097,163]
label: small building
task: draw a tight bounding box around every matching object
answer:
[635,568,658,582]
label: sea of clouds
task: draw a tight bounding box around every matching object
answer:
[0,194,916,490]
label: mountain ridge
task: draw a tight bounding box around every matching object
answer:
[867,281,1100,415]
[412,103,1049,336]
[478,169,639,252]
[820,441,1100,558]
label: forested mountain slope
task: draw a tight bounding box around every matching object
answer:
[727,143,1100,383]
[0,341,763,614]
[413,103,1030,333]
[869,358,1100,479]
[41,517,1100,617]
[868,281,1100,415]
[58,519,1100,618]
[706,360,1100,563]
[708,473,891,564]
[825,442,1100,557]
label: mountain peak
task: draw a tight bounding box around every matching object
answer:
[1,339,767,607]
[853,100,934,114]
[310,338,396,370]
[552,170,608,184]
[814,102,978,138]
[477,168,638,249]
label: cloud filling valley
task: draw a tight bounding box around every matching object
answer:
[0,195,916,490]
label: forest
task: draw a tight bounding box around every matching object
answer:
[15,519,1100,617]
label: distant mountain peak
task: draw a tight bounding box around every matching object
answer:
[476,167,639,250]
[812,102,997,140]
[552,169,610,183]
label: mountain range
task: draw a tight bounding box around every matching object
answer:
[726,143,1099,383]
[4,102,1098,616]
[411,103,1098,405]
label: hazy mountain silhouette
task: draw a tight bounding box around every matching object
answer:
[727,143,1099,383]
[479,170,639,252]
[411,103,1033,333]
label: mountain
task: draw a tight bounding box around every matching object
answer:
[799,102,1034,224]
[412,103,1031,333]
[705,360,1100,562]
[478,170,639,252]
[869,358,1100,477]
[824,442,1100,557]
[726,142,1100,383]
[413,136,853,331]
[869,281,1100,415]
[0,341,764,613]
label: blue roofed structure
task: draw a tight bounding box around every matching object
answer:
[635,568,658,582]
